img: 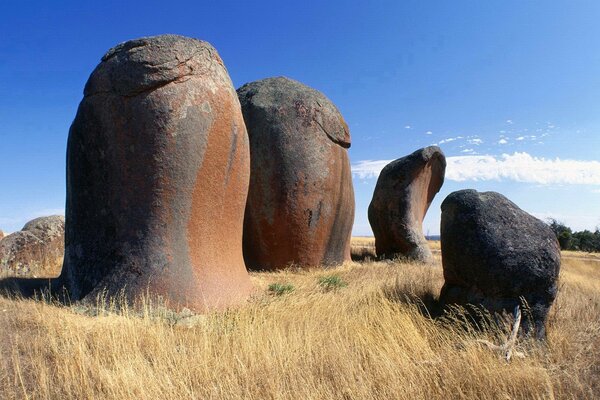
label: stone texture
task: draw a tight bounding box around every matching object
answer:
[439,189,561,338]
[238,77,355,270]
[49,35,251,310]
[0,216,64,278]
[368,146,446,261]
[0,230,4,240]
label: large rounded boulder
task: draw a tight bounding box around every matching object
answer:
[56,35,252,310]
[368,146,446,261]
[238,77,355,270]
[439,190,561,338]
[0,216,64,278]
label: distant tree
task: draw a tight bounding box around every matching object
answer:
[572,230,600,252]
[546,219,600,252]
[548,219,573,250]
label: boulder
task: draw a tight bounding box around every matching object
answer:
[439,190,561,338]
[368,146,446,261]
[54,35,252,310]
[238,77,355,270]
[0,215,64,278]
[0,230,4,240]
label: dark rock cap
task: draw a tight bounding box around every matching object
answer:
[238,76,351,148]
[85,34,225,97]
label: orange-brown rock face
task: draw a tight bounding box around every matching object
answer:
[368,146,446,262]
[56,35,252,310]
[238,77,355,270]
[0,216,64,278]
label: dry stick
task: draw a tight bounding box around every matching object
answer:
[505,305,522,361]
[475,305,525,361]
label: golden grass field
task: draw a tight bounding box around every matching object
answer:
[1,238,599,399]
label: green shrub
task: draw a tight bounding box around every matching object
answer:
[318,274,348,291]
[268,283,295,296]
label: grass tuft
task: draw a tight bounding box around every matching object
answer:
[268,282,295,296]
[317,274,348,291]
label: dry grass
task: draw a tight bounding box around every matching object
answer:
[350,237,440,261]
[1,241,599,399]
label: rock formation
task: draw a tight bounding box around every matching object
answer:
[0,215,64,278]
[368,146,446,261]
[238,77,355,270]
[439,189,561,338]
[54,35,252,310]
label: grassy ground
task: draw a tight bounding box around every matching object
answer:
[1,240,599,399]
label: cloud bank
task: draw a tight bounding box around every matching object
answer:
[352,152,600,186]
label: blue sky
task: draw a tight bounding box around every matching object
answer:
[1,1,599,235]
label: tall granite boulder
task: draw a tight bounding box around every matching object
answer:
[439,190,561,338]
[54,35,252,310]
[368,146,446,261]
[238,77,355,270]
[0,216,64,278]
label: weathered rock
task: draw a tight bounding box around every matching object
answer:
[0,216,64,278]
[0,230,4,240]
[439,190,561,338]
[53,35,252,310]
[368,146,446,261]
[238,77,355,270]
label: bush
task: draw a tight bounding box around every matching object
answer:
[268,283,295,296]
[317,274,348,291]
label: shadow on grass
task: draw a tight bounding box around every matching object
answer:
[382,280,541,341]
[350,247,377,262]
[382,282,444,319]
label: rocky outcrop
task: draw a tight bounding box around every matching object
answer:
[0,216,64,278]
[0,230,4,240]
[439,190,561,338]
[49,35,252,310]
[238,77,355,270]
[368,146,446,261]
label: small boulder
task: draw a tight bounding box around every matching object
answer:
[0,215,64,278]
[238,77,355,270]
[439,190,561,338]
[368,146,446,261]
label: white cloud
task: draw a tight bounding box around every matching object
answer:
[352,160,393,179]
[405,125,411,129]
[447,153,600,185]
[438,136,463,144]
[461,148,475,153]
[506,119,513,124]
[425,131,433,135]
[468,138,483,145]
[352,152,600,186]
